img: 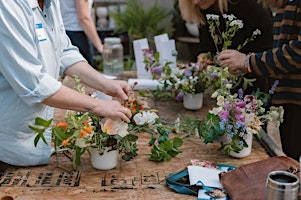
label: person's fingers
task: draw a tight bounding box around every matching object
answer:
[117,106,132,123]
[228,66,242,75]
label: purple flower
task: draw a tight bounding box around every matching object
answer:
[165,86,172,92]
[184,69,192,77]
[235,114,245,123]
[219,110,230,120]
[235,106,243,114]
[210,73,219,78]
[175,91,184,101]
[269,80,279,94]
[238,88,244,99]
[236,100,246,108]
[224,103,231,109]
[151,66,162,74]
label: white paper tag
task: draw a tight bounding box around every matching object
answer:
[35,23,47,42]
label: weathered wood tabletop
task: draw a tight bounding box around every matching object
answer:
[0,91,270,200]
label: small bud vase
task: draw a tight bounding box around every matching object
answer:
[223,133,253,158]
[89,147,118,170]
[183,93,203,110]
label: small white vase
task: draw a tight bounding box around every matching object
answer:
[183,93,203,110]
[89,147,118,170]
[96,7,108,18]
[224,133,253,158]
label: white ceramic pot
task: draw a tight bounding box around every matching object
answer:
[183,93,203,110]
[224,133,253,158]
[96,7,108,18]
[89,147,118,170]
[97,18,108,28]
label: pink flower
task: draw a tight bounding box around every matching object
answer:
[235,106,243,114]
[236,100,246,108]
[101,118,129,137]
[219,110,230,120]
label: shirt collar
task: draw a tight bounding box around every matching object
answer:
[29,0,53,9]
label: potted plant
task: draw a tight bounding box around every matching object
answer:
[29,80,183,169]
[176,80,284,158]
[110,0,174,57]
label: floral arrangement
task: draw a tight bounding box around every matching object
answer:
[176,80,283,155]
[29,78,183,169]
[206,13,261,52]
[143,49,254,102]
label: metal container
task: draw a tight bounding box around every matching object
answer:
[265,171,300,200]
[102,37,123,76]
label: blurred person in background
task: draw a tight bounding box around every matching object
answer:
[60,0,103,67]
[178,0,274,93]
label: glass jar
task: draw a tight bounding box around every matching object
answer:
[102,37,123,76]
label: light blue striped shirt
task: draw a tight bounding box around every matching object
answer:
[0,0,86,166]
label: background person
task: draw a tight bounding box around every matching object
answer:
[0,0,131,167]
[60,0,103,67]
[178,0,274,93]
[218,0,301,160]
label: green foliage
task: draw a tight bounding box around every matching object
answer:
[149,137,183,162]
[110,0,174,48]
[198,113,224,144]
[28,117,52,147]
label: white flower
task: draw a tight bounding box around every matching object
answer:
[225,83,232,89]
[216,95,225,106]
[223,14,236,21]
[266,106,284,127]
[206,14,219,20]
[209,106,223,115]
[230,20,243,29]
[253,29,261,36]
[133,111,159,125]
[211,91,219,98]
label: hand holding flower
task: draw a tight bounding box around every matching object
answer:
[218,50,248,75]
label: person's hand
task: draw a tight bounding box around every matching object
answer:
[93,99,132,123]
[102,79,131,102]
[218,49,247,75]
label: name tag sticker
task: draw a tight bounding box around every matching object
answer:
[35,23,47,42]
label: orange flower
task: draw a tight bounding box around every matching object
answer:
[56,122,67,129]
[83,119,89,126]
[80,130,87,138]
[84,126,93,134]
[62,140,69,146]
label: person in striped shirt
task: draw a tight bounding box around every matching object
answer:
[218,0,301,160]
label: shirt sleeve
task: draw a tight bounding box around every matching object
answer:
[250,2,301,77]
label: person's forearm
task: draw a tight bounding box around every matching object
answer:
[64,61,107,92]
[42,84,98,112]
[79,17,103,53]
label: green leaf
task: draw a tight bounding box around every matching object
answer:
[34,117,52,128]
[167,149,181,157]
[172,137,183,149]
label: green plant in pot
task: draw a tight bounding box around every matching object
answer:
[110,0,174,57]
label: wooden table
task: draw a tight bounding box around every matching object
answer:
[0,93,270,200]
